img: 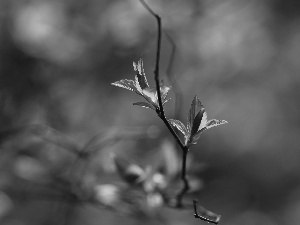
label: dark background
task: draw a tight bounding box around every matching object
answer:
[0,0,300,224]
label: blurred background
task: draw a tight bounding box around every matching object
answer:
[0,0,300,224]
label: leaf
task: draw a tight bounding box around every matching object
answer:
[133,102,156,110]
[133,58,149,89]
[206,119,228,130]
[134,75,143,93]
[187,96,204,133]
[194,200,221,224]
[189,118,227,146]
[162,98,171,105]
[111,79,139,93]
[142,87,158,104]
[189,128,206,145]
[168,119,188,137]
[190,107,205,137]
[160,85,171,101]
[199,111,208,131]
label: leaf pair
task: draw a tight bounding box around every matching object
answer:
[168,96,227,147]
[112,58,171,111]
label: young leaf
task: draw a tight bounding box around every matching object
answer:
[168,119,188,137]
[112,59,171,111]
[133,58,149,90]
[142,87,158,104]
[190,119,228,145]
[189,129,206,145]
[190,107,205,137]
[112,79,139,93]
[206,119,228,130]
[133,102,156,110]
[199,111,208,131]
[160,84,170,100]
[193,200,221,224]
[162,98,171,105]
[187,96,204,133]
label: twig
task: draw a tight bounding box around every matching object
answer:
[139,0,189,207]
[176,149,189,206]
[139,0,163,114]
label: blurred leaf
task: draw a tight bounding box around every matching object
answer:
[112,154,146,185]
[146,192,164,208]
[14,156,49,182]
[94,184,120,206]
[187,176,204,193]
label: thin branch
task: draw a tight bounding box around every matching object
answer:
[139,0,189,207]
[139,0,163,114]
[139,0,184,148]
[176,149,189,207]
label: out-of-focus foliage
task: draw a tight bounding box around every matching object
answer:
[0,0,300,224]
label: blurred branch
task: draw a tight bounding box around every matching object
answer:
[164,32,183,120]
[81,126,156,155]
[31,125,81,154]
